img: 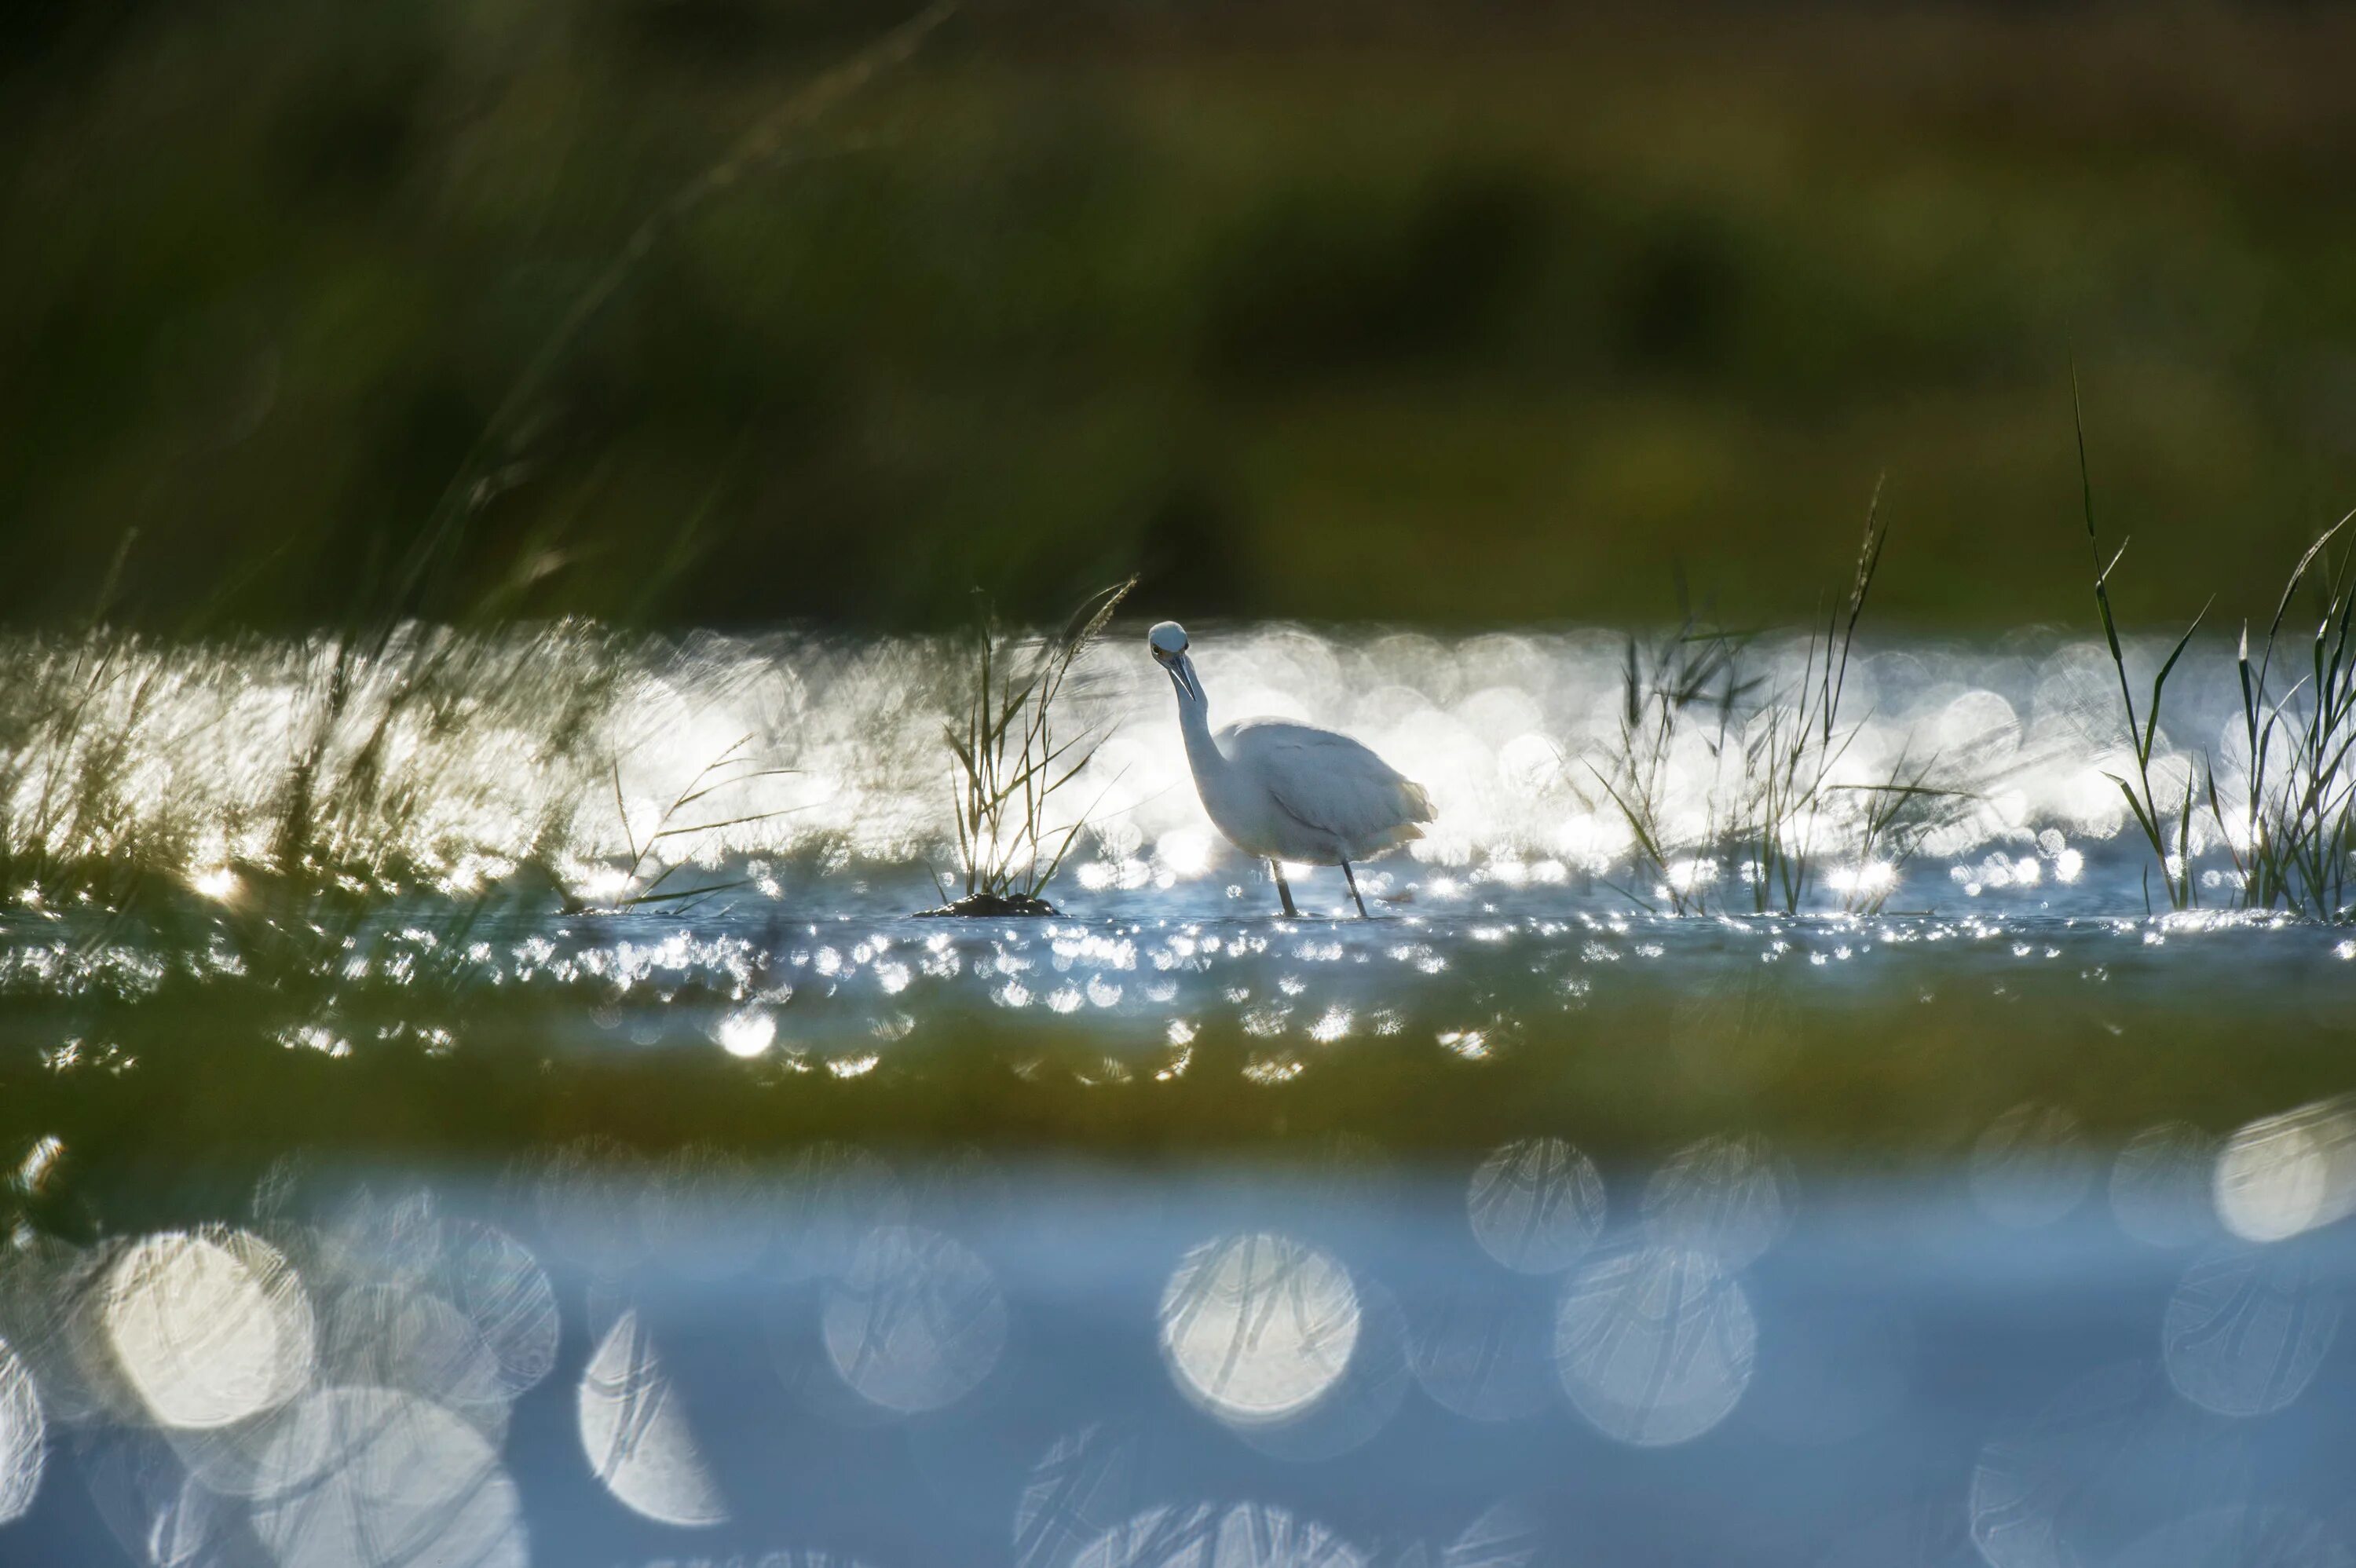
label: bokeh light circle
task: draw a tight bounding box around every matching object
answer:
[1554,1245,1755,1446]
[1465,1138,1605,1274]
[2161,1247,2342,1417]
[103,1229,315,1431]
[1159,1234,1360,1426]
[822,1226,1007,1414]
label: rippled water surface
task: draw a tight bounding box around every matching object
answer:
[2,626,2354,1564]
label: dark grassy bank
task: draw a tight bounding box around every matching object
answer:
[6,2,2356,630]
[5,930,2351,1235]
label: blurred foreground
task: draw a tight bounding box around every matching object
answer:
[2,1128,2355,1565]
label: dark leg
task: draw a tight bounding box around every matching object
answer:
[1271,860,1301,919]
[1341,859,1370,918]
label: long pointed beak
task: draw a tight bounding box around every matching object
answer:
[1159,652,1201,704]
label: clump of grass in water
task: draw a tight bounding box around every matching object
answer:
[934,577,1135,916]
[1583,488,1966,916]
[0,636,181,916]
[1583,600,1754,916]
[0,585,775,942]
[2072,372,2210,912]
[587,735,799,914]
[1737,481,1955,916]
[9,621,633,985]
[2073,373,2356,918]
[0,616,815,1086]
[0,536,189,914]
[2205,511,2356,918]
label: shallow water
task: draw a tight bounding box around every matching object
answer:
[17,900,2353,1072]
[2,626,2353,1564]
[0,622,2283,912]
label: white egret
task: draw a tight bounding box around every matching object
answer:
[1148,621,1433,917]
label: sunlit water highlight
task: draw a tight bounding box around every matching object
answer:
[0,623,2300,916]
[3,625,2355,1561]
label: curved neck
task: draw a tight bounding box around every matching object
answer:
[1169,654,1221,769]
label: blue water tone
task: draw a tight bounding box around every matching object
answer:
[2,1159,2354,1566]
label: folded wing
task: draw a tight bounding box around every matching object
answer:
[1222,719,1436,857]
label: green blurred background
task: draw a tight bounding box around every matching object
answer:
[6,0,2355,630]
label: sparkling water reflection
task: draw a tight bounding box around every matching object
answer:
[0,625,2306,921]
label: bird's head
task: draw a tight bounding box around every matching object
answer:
[1147,621,1202,704]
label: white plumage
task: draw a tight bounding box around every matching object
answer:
[1148,621,1433,917]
